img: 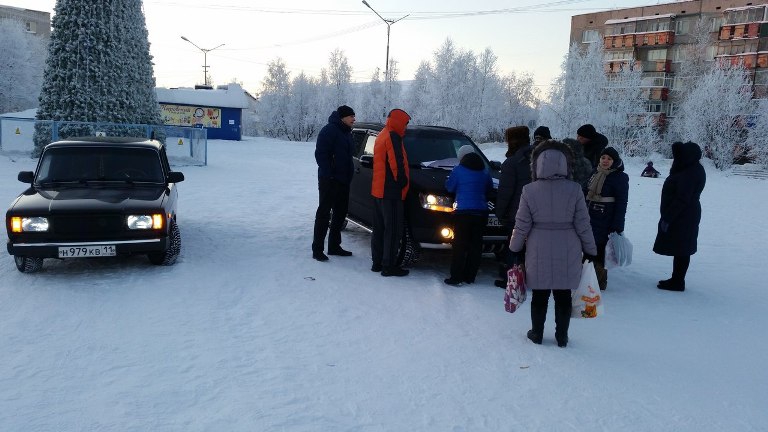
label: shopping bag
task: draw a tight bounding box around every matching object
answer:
[504,263,527,313]
[605,232,633,269]
[571,262,604,318]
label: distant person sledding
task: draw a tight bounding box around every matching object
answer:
[641,161,661,178]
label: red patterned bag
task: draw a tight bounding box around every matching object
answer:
[504,263,527,313]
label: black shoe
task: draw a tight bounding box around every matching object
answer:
[494,279,506,289]
[371,263,382,272]
[328,247,352,256]
[444,278,463,286]
[527,330,543,345]
[381,266,409,277]
[658,278,685,291]
[312,251,329,262]
[555,334,568,348]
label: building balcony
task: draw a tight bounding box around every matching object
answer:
[716,52,768,69]
[719,23,764,40]
[603,31,675,49]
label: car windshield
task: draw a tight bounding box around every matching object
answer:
[404,135,488,169]
[36,147,165,184]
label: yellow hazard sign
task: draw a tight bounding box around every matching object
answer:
[178,138,184,145]
[15,127,21,135]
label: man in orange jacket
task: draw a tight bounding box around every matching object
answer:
[371,108,411,277]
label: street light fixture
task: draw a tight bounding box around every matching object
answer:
[180,35,225,87]
[362,1,408,93]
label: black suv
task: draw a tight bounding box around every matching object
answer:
[348,123,506,265]
[5,137,185,273]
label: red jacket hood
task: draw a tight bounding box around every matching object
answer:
[385,109,410,137]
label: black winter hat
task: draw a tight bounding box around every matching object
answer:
[504,126,530,145]
[577,124,597,140]
[601,146,620,163]
[337,105,355,118]
[533,126,551,140]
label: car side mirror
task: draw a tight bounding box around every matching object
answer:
[360,154,373,169]
[489,161,502,171]
[167,171,185,183]
[18,171,34,183]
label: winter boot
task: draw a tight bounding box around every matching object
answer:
[658,278,685,291]
[527,304,547,345]
[381,266,409,277]
[554,300,571,348]
[594,262,608,290]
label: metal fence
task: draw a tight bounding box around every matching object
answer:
[0,118,207,166]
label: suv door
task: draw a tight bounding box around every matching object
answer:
[348,131,377,226]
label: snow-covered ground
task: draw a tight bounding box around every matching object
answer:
[1,137,766,431]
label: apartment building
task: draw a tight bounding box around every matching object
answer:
[0,4,51,37]
[570,0,768,124]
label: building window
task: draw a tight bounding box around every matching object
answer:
[25,21,36,33]
[582,29,600,43]
[647,102,663,113]
[675,18,691,35]
[726,6,767,25]
[604,50,633,61]
[666,103,678,117]
[646,49,668,61]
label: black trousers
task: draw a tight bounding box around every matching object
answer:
[371,198,403,268]
[312,178,349,253]
[449,213,486,282]
[530,289,572,336]
[672,255,691,282]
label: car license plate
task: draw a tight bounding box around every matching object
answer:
[487,216,502,227]
[58,245,117,258]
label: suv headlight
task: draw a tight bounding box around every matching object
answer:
[10,216,50,232]
[127,214,164,230]
[419,193,454,212]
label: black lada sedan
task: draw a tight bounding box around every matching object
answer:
[5,137,185,273]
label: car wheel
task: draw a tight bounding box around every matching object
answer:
[14,256,43,273]
[148,220,181,265]
[397,222,420,267]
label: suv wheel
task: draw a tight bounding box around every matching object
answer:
[14,256,43,273]
[148,220,181,265]
[397,223,420,267]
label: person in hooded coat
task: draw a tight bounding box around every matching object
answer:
[509,140,597,348]
[653,141,706,292]
[577,123,609,169]
[444,145,494,285]
[585,146,630,290]
[494,126,534,287]
[371,108,411,277]
[641,161,661,178]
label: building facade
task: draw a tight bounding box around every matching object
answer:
[570,0,768,124]
[0,5,51,37]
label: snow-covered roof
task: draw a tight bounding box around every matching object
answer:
[605,14,675,25]
[724,5,767,13]
[0,108,37,119]
[155,83,250,109]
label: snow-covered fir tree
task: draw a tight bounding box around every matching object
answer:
[356,68,385,123]
[0,19,47,114]
[286,72,320,141]
[257,58,291,138]
[33,0,163,155]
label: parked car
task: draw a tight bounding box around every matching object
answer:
[347,123,506,266]
[5,137,185,273]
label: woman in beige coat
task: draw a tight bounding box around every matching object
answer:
[509,140,597,347]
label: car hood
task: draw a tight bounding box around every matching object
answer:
[10,186,168,213]
[409,166,499,194]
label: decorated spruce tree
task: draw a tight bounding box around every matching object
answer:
[33,0,162,155]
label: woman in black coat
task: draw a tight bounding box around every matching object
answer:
[654,141,706,291]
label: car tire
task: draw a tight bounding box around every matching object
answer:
[14,256,43,273]
[148,220,181,265]
[397,222,420,267]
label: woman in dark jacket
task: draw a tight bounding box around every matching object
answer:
[585,147,629,290]
[444,146,494,285]
[654,141,706,291]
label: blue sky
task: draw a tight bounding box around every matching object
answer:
[8,0,655,93]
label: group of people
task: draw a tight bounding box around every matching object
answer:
[310,105,706,347]
[311,105,412,277]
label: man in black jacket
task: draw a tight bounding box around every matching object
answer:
[312,105,356,261]
[577,124,609,169]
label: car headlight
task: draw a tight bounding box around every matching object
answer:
[10,216,50,232]
[127,214,164,230]
[419,193,454,212]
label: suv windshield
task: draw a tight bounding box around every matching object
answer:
[37,147,165,184]
[404,135,487,168]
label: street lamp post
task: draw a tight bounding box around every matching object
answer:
[362,1,408,104]
[180,36,225,87]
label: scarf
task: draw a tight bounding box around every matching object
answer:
[586,167,615,202]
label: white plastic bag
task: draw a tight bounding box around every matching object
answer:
[605,232,633,269]
[571,262,604,318]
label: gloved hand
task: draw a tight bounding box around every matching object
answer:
[659,220,669,233]
[509,251,524,265]
[582,253,598,263]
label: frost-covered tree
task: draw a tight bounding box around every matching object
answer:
[326,49,353,108]
[383,58,402,115]
[357,68,384,123]
[602,66,645,154]
[405,61,434,125]
[33,0,163,154]
[675,63,753,169]
[0,19,47,113]
[286,72,320,141]
[746,99,768,168]
[257,58,291,138]
[500,71,540,134]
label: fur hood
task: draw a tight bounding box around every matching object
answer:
[530,140,574,181]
